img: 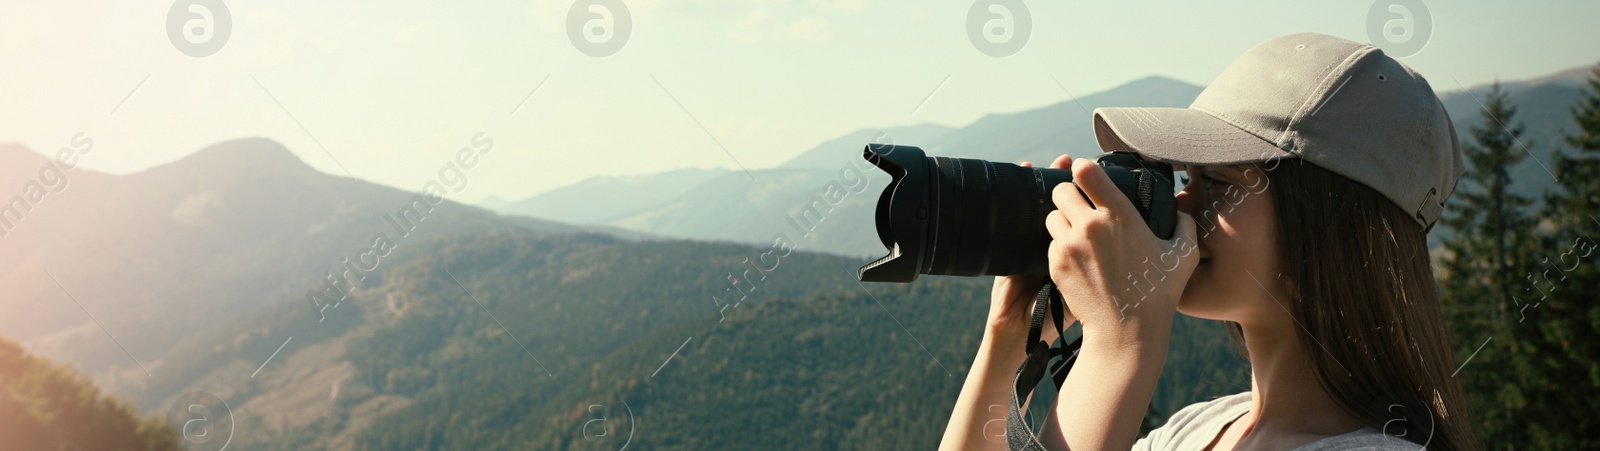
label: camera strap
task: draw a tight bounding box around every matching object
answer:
[1006,281,1082,451]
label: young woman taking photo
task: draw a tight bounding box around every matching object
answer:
[941,33,1478,450]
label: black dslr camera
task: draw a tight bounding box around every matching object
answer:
[857,144,1178,283]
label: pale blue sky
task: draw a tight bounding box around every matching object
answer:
[2,0,1597,202]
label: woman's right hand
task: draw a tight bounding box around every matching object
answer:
[1033,156,1198,450]
[1044,157,1199,344]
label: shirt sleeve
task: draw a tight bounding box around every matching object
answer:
[1131,392,1251,451]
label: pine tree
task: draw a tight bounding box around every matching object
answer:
[1438,81,1538,449]
[1515,64,1600,450]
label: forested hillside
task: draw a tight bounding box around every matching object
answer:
[174,230,1248,450]
[0,337,179,450]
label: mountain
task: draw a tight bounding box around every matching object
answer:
[489,68,1594,257]
[0,137,646,384]
[1439,70,1593,204]
[490,167,732,225]
[476,195,516,212]
[778,122,957,169]
[781,75,1204,169]
[485,76,1205,258]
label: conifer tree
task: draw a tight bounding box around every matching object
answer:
[1515,64,1600,450]
[1438,81,1538,449]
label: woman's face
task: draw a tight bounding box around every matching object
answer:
[1173,163,1289,322]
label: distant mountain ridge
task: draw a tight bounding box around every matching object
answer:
[481,76,1205,258]
[493,167,732,225]
[481,68,1594,257]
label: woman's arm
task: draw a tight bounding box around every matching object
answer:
[940,272,1073,451]
[940,158,1075,451]
[938,323,1034,450]
[1035,158,1198,449]
[940,293,1170,451]
[1042,314,1173,449]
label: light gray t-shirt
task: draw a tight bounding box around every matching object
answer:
[1133,392,1424,450]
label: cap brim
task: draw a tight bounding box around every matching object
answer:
[1092,107,1294,166]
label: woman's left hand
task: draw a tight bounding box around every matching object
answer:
[984,158,1077,349]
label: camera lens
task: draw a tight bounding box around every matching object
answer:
[919,155,1070,277]
[858,144,1175,283]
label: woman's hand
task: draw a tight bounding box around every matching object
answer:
[1021,157,1199,450]
[1045,158,1199,344]
[986,157,1078,348]
[952,154,1198,450]
[944,157,1085,451]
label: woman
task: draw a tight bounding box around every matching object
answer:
[940,33,1477,450]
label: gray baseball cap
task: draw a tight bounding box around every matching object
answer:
[1091,32,1462,229]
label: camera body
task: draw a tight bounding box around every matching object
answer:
[857,144,1177,283]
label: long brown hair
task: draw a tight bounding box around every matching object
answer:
[1232,158,1479,450]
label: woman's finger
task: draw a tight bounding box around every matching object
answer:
[1049,154,1072,169]
[1044,208,1071,241]
[1070,158,1140,218]
[1052,182,1095,226]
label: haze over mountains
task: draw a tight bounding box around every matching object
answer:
[484,68,1594,257]
[485,76,1202,258]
